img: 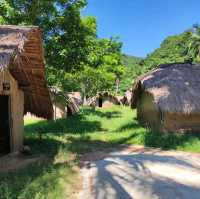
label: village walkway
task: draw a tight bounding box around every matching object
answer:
[78,146,200,199]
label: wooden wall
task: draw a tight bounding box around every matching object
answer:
[0,69,24,153]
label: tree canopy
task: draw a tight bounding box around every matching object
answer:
[1,1,200,97]
[1,0,125,98]
[120,27,200,93]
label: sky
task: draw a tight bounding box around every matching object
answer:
[82,0,200,57]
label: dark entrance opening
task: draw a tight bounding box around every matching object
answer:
[98,97,103,107]
[0,95,10,155]
[67,106,72,116]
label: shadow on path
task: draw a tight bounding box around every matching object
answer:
[85,151,200,199]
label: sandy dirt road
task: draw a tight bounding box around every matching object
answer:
[78,147,200,199]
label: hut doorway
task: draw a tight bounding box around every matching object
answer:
[67,106,72,116]
[98,98,103,107]
[0,95,11,154]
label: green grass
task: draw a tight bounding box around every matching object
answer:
[1,106,200,198]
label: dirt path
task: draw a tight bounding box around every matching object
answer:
[78,146,200,199]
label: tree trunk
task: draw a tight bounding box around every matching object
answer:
[116,78,120,94]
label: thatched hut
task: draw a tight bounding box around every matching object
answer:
[88,92,121,108]
[0,25,53,154]
[123,89,132,106]
[116,96,124,105]
[117,90,132,106]
[68,92,83,106]
[53,98,79,120]
[66,97,80,116]
[131,63,200,133]
[53,101,67,120]
[50,89,79,120]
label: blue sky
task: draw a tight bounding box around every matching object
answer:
[82,0,200,57]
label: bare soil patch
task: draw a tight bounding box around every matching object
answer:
[0,153,42,172]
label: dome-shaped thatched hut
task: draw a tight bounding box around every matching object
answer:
[0,25,53,154]
[131,63,200,133]
[124,89,132,106]
[88,92,121,108]
[50,88,80,120]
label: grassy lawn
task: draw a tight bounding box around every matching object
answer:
[1,106,200,198]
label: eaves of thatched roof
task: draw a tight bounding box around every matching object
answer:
[131,63,200,114]
[0,25,53,119]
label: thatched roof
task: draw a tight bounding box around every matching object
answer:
[0,25,53,119]
[67,98,80,116]
[50,88,80,117]
[68,92,83,106]
[131,63,200,114]
[121,89,132,106]
[88,92,121,107]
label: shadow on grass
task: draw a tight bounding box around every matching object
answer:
[82,107,122,119]
[25,107,122,135]
[0,137,77,199]
[25,114,104,135]
[116,120,200,151]
[67,133,140,156]
[144,130,200,150]
[25,117,200,155]
[0,157,75,199]
[116,122,142,132]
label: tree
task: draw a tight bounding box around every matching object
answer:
[141,31,192,72]
[45,15,125,95]
[119,29,195,94]
[75,66,115,103]
[0,0,89,72]
[1,0,125,97]
[188,24,200,63]
[85,37,125,94]
[120,55,142,94]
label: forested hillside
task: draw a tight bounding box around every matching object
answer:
[122,54,142,67]
[120,55,142,93]
[120,31,191,93]
[120,27,200,94]
[142,31,193,70]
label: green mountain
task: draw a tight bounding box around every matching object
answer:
[122,54,142,67]
[142,31,192,71]
[120,54,143,94]
[120,30,194,94]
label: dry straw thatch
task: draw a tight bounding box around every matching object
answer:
[131,63,200,114]
[50,88,80,119]
[0,25,53,119]
[68,92,83,106]
[67,97,80,116]
[88,91,121,107]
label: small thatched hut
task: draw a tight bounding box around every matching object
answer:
[66,97,80,116]
[124,89,132,106]
[131,63,200,133]
[0,25,53,154]
[68,92,83,106]
[50,89,80,120]
[88,92,121,108]
[53,101,67,120]
[53,98,79,120]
